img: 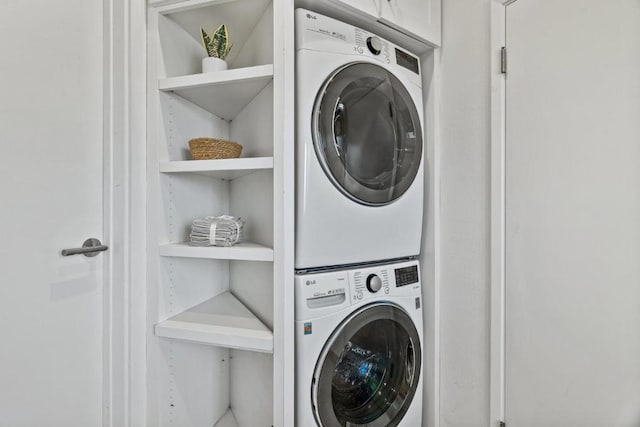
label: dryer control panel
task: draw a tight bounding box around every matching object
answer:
[295,8,422,86]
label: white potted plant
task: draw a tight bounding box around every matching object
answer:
[200,24,233,73]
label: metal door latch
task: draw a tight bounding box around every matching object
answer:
[61,238,108,257]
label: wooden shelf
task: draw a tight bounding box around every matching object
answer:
[159,157,273,179]
[159,242,274,261]
[159,64,274,120]
[155,291,273,353]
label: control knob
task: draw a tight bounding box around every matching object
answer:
[366,274,383,293]
[366,36,383,55]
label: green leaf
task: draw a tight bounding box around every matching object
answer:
[221,42,233,60]
[201,28,214,57]
[211,24,231,59]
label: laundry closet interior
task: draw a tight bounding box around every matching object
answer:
[146,0,439,426]
[3,0,639,425]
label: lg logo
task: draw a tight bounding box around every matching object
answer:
[305,279,316,286]
[306,13,317,20]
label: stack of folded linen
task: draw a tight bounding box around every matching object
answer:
[189,215,245,247]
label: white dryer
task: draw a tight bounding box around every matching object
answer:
[295,9,426,270]
[295,260,423,426]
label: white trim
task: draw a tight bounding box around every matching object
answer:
[433,51,441,427]
[428,49,442,427]
[489,1,508,426]
[273,0,296,425]
[103,0,115,423]
[128,0,149,424]
[103,0,147,425]
[418,45,440,427]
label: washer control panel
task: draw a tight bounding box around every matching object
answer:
[351,269,391,301]
[347,260,421,303]
[295,260,421,319]
[395,265,419,287]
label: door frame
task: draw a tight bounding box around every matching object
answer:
[103,0,147,425]
[489,1,517,426]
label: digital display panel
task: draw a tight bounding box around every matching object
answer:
[395,48,419,74]
[395,265,419,287]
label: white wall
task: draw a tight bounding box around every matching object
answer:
[439,0,491,425]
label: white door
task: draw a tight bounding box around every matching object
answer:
[0,0,106,425]
[505,0,640,425]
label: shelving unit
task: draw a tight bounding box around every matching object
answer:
[146,0,293,425]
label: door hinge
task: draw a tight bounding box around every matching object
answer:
[501,46,507,74]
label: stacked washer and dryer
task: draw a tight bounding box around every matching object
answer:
[294,9,426,427]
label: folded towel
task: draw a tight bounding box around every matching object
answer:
[189,215,245,247]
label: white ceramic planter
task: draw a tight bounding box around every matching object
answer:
[202,57,228,73]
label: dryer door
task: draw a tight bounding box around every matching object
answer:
[312,302,422,426]
[312,62,423,206]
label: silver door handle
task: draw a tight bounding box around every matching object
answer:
[61,238,108,257]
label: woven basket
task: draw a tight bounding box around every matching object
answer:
[188,138,243,160]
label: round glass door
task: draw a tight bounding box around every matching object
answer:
[312,303,422,426]
[312,62,423,206]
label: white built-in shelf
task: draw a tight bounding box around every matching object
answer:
[214,409,239,427]
[159,242,274,261]
[155,291,273,353]
[159,64,274,120]
[154,0,271,73]
[159,157,273,180]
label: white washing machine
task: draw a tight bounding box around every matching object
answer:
[295,9,426,270]
[295,260,423,426]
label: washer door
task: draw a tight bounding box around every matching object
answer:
[312,62,423,206]
[312,303,422,426]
